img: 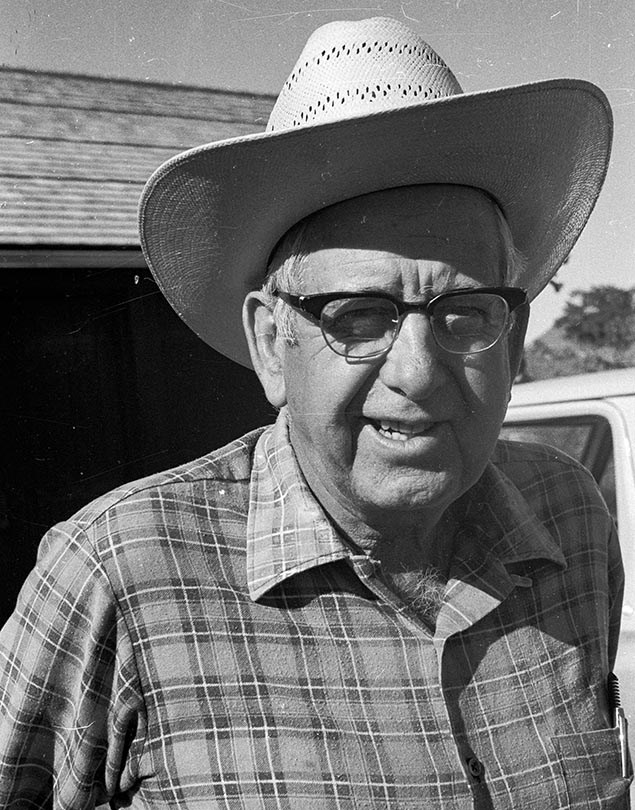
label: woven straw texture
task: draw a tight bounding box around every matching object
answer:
[268,17,462,130]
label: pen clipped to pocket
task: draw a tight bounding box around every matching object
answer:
[607,672,631,779]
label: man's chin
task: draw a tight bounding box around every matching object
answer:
[350,470,461,526]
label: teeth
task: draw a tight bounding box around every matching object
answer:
[376,420,427,440]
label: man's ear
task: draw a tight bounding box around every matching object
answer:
[242,292,287,408]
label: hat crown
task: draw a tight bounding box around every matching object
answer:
[267,16,463,131]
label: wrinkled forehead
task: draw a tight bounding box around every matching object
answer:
[297,185,503,262]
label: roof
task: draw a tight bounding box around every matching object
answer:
[0,69,275,248]
[509,367,635,407]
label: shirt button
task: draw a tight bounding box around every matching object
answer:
[466,756,484,779]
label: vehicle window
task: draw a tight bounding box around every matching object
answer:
[500,423,593,460]
[499,417,616,522]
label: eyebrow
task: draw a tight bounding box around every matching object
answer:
[313,283,479,299]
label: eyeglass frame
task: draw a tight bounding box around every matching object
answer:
[273,286,528,357]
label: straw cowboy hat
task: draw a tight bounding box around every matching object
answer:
[139,16,612,368]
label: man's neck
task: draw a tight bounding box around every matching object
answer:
[305,469,457,629]
[291,440,458,580]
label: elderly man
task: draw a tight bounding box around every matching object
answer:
[0,15,629,810]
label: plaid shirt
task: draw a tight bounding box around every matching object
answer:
[0,408,629,809]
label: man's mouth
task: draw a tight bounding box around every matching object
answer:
[371,419,434,442]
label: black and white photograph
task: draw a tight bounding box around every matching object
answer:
[1,2,633,806]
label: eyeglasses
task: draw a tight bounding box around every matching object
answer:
[274,286,527,358]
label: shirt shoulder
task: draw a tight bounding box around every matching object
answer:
[28,427,271,633]
[492,436,601,491]
[491,437,615,552]
[68,426,268,533]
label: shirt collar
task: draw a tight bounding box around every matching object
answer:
[246,409,566,601]
[431,461,567,642]
[247,408,350,600]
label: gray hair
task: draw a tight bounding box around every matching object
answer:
[260,218,311,344]
[260,196,526,345]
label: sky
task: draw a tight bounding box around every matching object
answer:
[2,0,634,342]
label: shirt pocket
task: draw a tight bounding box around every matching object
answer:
[551,728,632,809]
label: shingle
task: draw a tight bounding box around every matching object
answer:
[0,69,275,247]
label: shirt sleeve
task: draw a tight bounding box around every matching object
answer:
[0,521,147,808]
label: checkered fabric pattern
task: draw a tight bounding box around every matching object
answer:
[0,409,629,808]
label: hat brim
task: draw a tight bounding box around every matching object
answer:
[139,79,612,368]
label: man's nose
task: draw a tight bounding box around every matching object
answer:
[378,312,448,399]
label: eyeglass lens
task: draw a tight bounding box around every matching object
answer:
[320,293,511,357]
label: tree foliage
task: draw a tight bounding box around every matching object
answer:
[555,285,635,347]
[522,285,635,381]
